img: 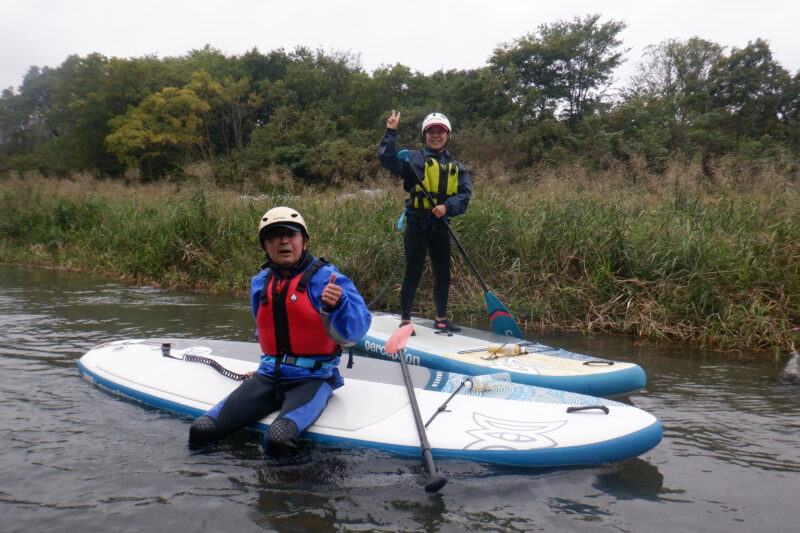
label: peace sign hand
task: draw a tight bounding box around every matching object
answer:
[386,110,401,130]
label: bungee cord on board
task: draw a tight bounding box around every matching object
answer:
[160,343,248,381]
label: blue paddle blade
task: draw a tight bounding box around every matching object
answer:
[485,291,523,338]
[397,149,410,162]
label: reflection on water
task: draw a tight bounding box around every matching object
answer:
[594,458,666,501]
[1,264,799,532]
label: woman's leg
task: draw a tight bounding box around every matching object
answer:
[428,229,452,319]
[400,223,429,320]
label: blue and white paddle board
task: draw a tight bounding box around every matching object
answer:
[78,338,661,467]
[357,312,647,398]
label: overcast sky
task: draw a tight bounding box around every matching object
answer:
[2,0,798,93]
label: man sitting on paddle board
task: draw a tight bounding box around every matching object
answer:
[188,207,372,458]
[377,110,473,333]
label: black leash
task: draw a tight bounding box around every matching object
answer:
[161,343,248,381]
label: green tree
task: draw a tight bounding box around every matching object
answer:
[244,105,337,178]
[184,70,261,155]
[601,94,673,170]
[1,54,170,174]
[490,14,627,124]
[707,39,793,138]
[425,68,512,126]
[164,45,241,85]
[621,38,724,160]
[35,54,113,171]
[238,47,292,83]
[342,71,388,131]
[4,66,60,147]
[0,88,38,158]
[627,37,723,125]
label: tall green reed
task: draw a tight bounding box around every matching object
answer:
[1,172,797,351]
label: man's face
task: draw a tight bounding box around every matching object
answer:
[264,226,306,268]
[424,125,449,151]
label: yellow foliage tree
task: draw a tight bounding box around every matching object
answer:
[105,84,211,172]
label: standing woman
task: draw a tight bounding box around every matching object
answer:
[377,110,473,332]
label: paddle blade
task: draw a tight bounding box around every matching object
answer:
[424,475,448,493]
[397,149,410,162]
[485,291,523,338]
[385,324,415,354]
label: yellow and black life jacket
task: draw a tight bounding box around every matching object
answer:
[410,157,459,210]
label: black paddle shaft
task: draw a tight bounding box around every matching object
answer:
[397,348,447,493]
[402,160,490,293]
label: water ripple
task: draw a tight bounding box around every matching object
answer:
[3,264,800,532]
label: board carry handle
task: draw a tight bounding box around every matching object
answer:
[583,360,615,366]
[566,405,610,414]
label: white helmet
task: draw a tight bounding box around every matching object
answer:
[258,207,308,248]
[421,112,452,135]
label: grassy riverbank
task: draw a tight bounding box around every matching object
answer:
[1,162,798,353]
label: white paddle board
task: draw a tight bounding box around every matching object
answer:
[78,338,662,467]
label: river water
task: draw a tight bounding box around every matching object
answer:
[1,264,798,532]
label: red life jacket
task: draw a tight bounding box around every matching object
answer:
[255,259,339,358]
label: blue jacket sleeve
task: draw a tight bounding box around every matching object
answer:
[377,128,404,175]
[377,129,421,192]
[250,270,267,342]
[250,270,267,321]
[307,264,372,343]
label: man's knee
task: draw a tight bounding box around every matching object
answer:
[264,418,299,458]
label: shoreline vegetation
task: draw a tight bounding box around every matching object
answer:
[2,160,798,356]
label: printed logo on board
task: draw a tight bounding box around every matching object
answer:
[464,413,567,450]
[362,340,420,366]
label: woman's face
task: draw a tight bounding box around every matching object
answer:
[424,125,449,152]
